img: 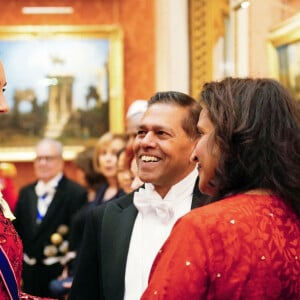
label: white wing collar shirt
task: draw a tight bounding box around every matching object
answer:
[124,167,198,300]
[35,173,63,223]
[0,191,15,221]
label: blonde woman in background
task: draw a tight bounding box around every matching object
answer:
[92,132,128,206]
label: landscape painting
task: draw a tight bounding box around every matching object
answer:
[0,25,124,161]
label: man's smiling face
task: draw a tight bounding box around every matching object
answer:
[133,103,197,197]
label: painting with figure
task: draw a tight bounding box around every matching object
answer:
[0,38,109,147]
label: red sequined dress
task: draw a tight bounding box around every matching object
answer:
[142,194,300,300]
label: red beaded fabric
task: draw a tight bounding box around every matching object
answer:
[142,194,300,300]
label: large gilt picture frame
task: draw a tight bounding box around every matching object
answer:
[268,13,300,101]
[0,25,124,161]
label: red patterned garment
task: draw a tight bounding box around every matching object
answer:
[142,194,300,300]
[0,210,23,300]
[0,209,55,300]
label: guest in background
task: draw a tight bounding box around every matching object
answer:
[73,147,104,202]
[123,99,148,191]
[0,161,18,212]
[142,78,300,300]
[130,152,144,191]
[0,59,54,299]
[14,138,87,298]
[125,99,148,165]
[116,147,143,193]
[49,132,127,298]
[49,147,104,299]
[69,91,208,300]
[92,132,128,206]
[117,148,135,194]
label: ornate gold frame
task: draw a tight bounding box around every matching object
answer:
[0,25,124,161]
[268,13,300,98]
[188,0,229,99]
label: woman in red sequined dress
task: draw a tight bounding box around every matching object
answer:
[142,78,300,300]
[0,60,55,300]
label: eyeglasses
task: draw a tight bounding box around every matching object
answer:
[35,155,60,162]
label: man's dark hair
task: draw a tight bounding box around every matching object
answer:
[148,91,201,140]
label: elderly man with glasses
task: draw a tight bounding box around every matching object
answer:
[13,138,87,298]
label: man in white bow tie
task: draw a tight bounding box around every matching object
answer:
[14,138,87,297]
[69,91,208,300]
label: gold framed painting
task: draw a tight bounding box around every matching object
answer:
[0,25,124,161]
[268,13,300,101]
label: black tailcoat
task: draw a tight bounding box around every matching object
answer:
[69,178,207,300]
[13,175,87,297]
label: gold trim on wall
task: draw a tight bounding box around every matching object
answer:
[0,25,124,161]
[189,0,229,99]
[268,13,300,100]
[268,13,300,78]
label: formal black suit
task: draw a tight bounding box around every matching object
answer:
[69,177,207,300]
[13,175,87,297]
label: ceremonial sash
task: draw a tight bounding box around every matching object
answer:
[0,245,19,300]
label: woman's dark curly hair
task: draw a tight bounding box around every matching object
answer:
[200,77,300,216]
